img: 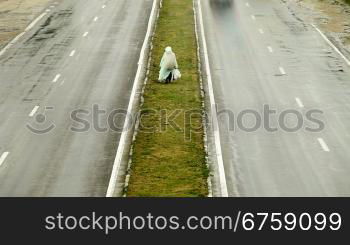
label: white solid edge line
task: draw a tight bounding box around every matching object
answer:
[11,32,26,44]
[25,13,47,32]
[52,74,61,83]
[29,106,39,117]
[0,152,10,167]
[106,0,158,197]
[295,97,304,108]
[0,32,25,57]
[198,0,228,197]
[0,12,47,57]
[312,24,350,66]
[317,138,330,152]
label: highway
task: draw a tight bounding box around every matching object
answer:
[1,0,350,197]
[200,0,350,196]
[0,0,154,196]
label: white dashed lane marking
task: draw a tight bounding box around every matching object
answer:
[318,138,330,152]
[295,97,304,108]
[83,32,89,37]
[0,152,9,167]
[94,16,99,22]
[279,66,286,75]
[267,46,273,53]
[69,50,76,57]
[251,15,256,21]
[52,74,61,83]
[29,106,39,117]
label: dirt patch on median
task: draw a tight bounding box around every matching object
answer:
[0,0,51,49]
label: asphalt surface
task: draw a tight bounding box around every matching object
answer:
[0,0,153,196]
[201,0,350,196]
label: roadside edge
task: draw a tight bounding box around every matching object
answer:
[122,0,163,196]
[194,0,228,197]
[106,0,160,197]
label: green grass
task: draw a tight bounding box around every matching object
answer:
[126,0,208,197]
[337,0,350,4]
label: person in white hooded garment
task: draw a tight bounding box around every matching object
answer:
[158,46,179,83]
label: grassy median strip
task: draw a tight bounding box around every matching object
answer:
[126,0,208,197]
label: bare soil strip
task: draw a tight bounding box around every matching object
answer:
[0,0,50,49]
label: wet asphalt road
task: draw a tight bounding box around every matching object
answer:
[0,0,153,196]
[201,0,350,196]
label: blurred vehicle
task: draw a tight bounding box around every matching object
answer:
[210,0,233,7]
